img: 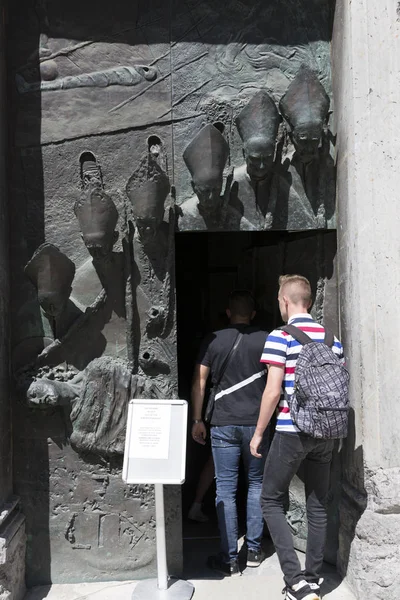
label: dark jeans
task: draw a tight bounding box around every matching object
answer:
[211,425,269,563]
[261,432,334,587]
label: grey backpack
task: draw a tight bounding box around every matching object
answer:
[281,325,350,439]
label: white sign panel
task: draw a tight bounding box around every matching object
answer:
[122,399,188,485]
[130,404,171,460]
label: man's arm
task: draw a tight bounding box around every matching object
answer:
[250,364,284,458]
[191,364,210,445]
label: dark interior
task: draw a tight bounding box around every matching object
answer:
[175,229,337,548]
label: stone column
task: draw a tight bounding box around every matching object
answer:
[0,3,26,600]
[333,2,400,598]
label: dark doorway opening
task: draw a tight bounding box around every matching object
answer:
[175,230,337,572]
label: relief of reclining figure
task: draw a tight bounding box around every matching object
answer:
[16,64,157,94]
[23,356,168,457]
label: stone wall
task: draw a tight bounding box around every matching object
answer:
[333,1,400,597]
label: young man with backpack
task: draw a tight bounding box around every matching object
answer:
[250,275,348,600]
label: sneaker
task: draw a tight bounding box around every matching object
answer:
[308,578,324,595]
[206,554,241,577]
[283,580,321,600]
[300,573,324,596]
[188,502,209,523]
[246,548,266,567]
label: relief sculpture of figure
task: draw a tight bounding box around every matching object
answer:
[276,65,335,229]
[74,152,119,260]
[126,154,171,245]
[232,90,280,229]
[72,151,127,361]
[14,241,106,374]
[14,153,125,384]
[178,124,252,231]
[14,154,142,459]
[24,356,166,457]
[126,149,177,393]
[24,242,76,324]
[12,242,84,381]
[16,64,157,94]
[20,243,81,361]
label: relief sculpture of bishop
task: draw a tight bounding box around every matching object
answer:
[177,65,335,232]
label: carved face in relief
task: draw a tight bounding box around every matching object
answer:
[79,199,119,259]
[26,379,60,407]
[291,123,323,164]
[24,243,76,319]
[183,124,229,216]
[135,216,163,241]
[84,235,118,259]
[74,189,119,259]
[126,163,170,242]
[235,91,280,181]
[38,289,72,318]
[191,176,223,212]
[243,137,275,181]
[279,66,330,165]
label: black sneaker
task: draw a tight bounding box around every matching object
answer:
[206,554,241,577]
[283,580,321,600]
[246,548,266,567]
[300,572,324,596]
[308,579,324,597]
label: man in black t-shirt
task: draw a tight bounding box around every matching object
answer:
[191,290,269,577]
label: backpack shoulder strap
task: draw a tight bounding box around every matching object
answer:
[323,329,334,348]
[280,324,312,346]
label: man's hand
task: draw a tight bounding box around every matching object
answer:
[191,364,210,444]
[192,421,207,445]
[250,431,264,458]
[250,364,284,458]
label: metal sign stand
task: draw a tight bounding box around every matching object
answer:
[132,484,194,600]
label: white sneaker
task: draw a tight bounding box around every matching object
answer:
[188,503,209,523]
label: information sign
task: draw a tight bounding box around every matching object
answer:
[122,399,188,485]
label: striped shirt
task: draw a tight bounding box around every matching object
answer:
[260,313,344,433]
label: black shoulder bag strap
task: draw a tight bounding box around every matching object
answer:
[215,331,243,389]
[280,324,334,347]
[204,331,243,422]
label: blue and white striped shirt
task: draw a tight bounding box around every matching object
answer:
[260,313,344,433]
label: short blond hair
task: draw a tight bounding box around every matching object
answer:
[278,274,312,307]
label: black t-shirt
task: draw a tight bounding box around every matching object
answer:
[197,324,267,426]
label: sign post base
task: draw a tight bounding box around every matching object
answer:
[132,577,194,600]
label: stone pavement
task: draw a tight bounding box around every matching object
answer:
[24,541,356,600]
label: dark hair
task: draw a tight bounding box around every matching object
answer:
[228,289,255,318]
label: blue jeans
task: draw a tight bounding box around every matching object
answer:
[211,425,269,563]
